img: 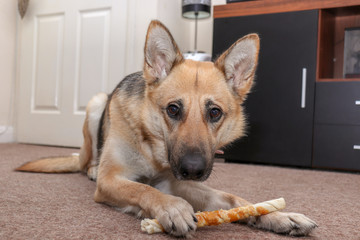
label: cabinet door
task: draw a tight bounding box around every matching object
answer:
[213,10,318,167]
[313,124,360,171]
[315,82,360,125]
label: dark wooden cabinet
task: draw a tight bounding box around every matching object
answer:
[213,10,318,167]
[213,1,360,171]
[313,82,360,171]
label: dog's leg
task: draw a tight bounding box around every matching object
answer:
[79,116,94,177]
[246,209,318,236]
[165,179,317,236]
[94,163,197,237]
[155,175,250,212]
[79,93,108,181]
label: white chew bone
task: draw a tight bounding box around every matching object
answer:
[141,197,285,234]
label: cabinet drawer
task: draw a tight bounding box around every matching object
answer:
[313,124,360,170]
[315,82,360,125]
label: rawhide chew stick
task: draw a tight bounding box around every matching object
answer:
[141,197,285,234]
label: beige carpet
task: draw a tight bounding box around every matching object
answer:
[1,143,359,240]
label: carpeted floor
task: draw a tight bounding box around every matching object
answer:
[1,143,359,240]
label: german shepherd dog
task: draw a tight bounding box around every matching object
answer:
[17,20,317,237]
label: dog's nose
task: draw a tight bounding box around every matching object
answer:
[179,153,206,180]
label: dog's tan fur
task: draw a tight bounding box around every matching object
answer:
[16,20,317,237]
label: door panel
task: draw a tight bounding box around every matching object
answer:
[33,13,64,113]
[75,8,111,113]
[17,0,128,147]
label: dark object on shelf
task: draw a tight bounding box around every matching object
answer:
[345,73,360,78]
[343,27,360,78]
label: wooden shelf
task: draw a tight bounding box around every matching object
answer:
[214,0,360,18]
[317,78,360,82]
[317,6,360,81]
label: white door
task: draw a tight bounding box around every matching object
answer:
[17,0,128,147]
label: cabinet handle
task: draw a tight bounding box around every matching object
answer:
[354,145,360,150]
[356,101,360,105]
[301,68,307,108]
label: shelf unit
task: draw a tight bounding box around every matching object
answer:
[214,0,360,171]
[317,6,360,82]
[214,0,360,82]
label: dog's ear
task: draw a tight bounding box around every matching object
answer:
[143,20,184,84]
[215,34,260,99]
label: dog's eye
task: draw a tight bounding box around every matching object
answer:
[167,104,180,117]
[209,108,222,122]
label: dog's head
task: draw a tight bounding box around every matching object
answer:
[143,20,259,181]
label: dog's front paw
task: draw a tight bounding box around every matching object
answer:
[151,195,197,237]
[248,211,318,236]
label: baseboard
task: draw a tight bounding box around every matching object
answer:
[0,126,15,143]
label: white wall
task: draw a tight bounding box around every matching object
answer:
[124,0,226,74]
[0,0,17,142]
[124,0,192,75]
[157,0,192,52]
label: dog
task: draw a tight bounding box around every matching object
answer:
[16,20,317,237]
